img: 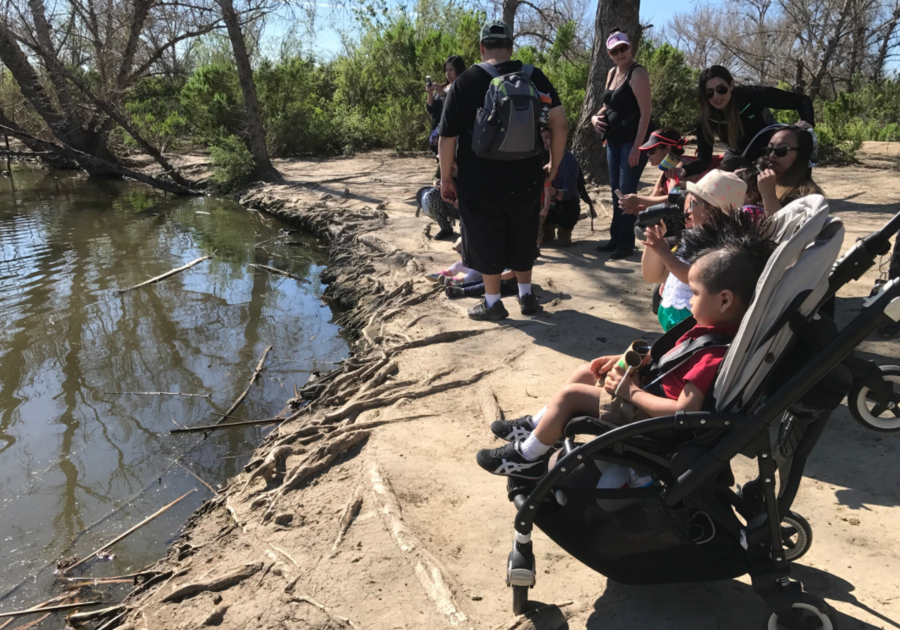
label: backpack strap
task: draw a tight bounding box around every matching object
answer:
[654,333,732,374]
[520,64,534,77]
[477,62,500,78]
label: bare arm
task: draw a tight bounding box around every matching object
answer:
[546,105,567,181]
[641,245,669,283]
[628,66,652,166]
[438,135,458,204]
[628,380,705,416]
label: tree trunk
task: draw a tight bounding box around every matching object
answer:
[808,0,854,100]
[216,0,279,182]
[572,0,641,184]
[503,0,518,33]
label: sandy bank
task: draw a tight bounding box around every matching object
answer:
[98,151,900,630]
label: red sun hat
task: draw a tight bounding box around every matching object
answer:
[639,130,686,152]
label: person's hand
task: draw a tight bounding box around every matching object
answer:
[640,222,669,254]
[796,120,813,130]
[665,167,685,181]
[440,177,457,205]
[604,369,642,401]
[620,194,641,214]
[628,145,641,168]
[591,113,607,134]
[426,82,436,95]
[589,356,618,380]
[757,168,777,200]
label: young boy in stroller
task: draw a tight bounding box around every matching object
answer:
[477,210,776,481]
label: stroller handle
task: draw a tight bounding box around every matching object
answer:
[827,209,900,302]
[665,276,900,506]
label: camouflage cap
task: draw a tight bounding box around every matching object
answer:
[480,20,512,42]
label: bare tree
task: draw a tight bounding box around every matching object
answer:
[572,0,641,183]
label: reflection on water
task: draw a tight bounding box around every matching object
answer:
[0,166,346,610]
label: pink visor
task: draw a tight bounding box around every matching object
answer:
[606,32,631,50]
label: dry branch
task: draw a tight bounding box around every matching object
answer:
[270,545,300,568]
[170,417,280,434]
[217,346,273,424]
[249,264,309,283]
[104,391,211,398]
[161,563,263,602]
[64,490,196,574]
[330,486,363,555]
[0,602,101,619]
[66,605,124,624]
[291,596,362,630]
[116,256,211,294]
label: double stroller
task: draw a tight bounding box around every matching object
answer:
[502,196,900,628]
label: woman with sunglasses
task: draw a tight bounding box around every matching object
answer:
[756,126,823,214]
[684,66,815,179]
[590,28,653,260]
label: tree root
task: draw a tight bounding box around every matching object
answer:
[161,563,263,603]
[290,595,363,630]
[330,486,363,556]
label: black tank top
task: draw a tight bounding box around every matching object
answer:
[602,63,644,144]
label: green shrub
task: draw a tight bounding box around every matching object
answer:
[637,39,698,134]
[210,135,255,192]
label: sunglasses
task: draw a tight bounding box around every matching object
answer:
[762,144,799,158]
[609,46,628,55]
[704,84,729,99]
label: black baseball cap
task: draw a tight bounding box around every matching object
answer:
[480,20,512,42]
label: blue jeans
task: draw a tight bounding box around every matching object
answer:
[607,141,649,250]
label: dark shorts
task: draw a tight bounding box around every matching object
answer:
[458,188,541,275]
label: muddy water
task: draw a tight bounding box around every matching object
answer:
[0,166,347,610]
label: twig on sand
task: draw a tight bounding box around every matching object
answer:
[216,346,273,424]
[0,602,101,619]
[161,563,262,603]
[104,391,211,398]
[249,263,310,283]
[291,596,362,630]
[171,417,280,434]
[116,256,210,294]
[270,545,300,568]
[63,490,196,574]
[330,486,363,555]
[66,604,125,624]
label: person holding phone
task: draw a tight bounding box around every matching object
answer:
[590,29,653,260]
[685,65,815,178]
[426,55,467,152]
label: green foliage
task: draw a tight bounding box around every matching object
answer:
[210,135,255,192]
[124,77,188,151]
[636,39,698,135]
[180,63,245,143]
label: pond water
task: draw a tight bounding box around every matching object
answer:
[0,165,347,613]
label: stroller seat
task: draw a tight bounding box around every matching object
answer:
[500,195,900,627]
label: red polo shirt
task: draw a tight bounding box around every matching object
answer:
[660,323,739,400]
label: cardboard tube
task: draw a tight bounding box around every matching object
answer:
[616,340,651,370]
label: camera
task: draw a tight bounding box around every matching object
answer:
[425,75,433,88]
[633,191,686,240]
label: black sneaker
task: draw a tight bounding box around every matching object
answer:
[596,240,617,252]
[468,298,509,321]
[609,248,635,260]
[879,321,900,338]
[476,441,548,479]
[445,285,465,298]
[518,292,538,315]
[491,415,535,442]
[434,227,454,240]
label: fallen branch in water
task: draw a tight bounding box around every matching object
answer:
[66,604,125,624]
[291,596,362,630]
[249,264,309,283]
[217,346,273,424]
[175,458,217,493]
[104,391,211,398]
[171,417,280,434]
[0,601,101,619]
[161,562,262,603]
[63,490,196,574]
[116,256,211,294]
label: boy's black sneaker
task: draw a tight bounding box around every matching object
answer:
[476,441,548,479]
[518,292,538,315]
[491,415,534,442]
[445,285,465,298]
[468,298,508,321]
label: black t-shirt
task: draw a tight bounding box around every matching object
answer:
[440,60,562,198]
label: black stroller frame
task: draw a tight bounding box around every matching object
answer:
[503,210,900,628]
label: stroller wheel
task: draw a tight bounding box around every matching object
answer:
[781,511,813,561]
[512,585,529,615]
[766,599,837,630]
[848,365,900,432]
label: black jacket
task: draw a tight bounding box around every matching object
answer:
[685,85,815,176]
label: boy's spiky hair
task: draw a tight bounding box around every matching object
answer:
[678,210,778,307]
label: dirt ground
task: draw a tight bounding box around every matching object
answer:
[109,144,900,630]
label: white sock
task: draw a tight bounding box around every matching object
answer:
[531,406,547,427]
[485,293,501,307]
[518,432,551,461]
[518,282,532,298]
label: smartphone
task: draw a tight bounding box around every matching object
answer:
[614,189,623,199]
[425,76,433,87]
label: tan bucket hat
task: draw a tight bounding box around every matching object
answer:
[686,170,747,212]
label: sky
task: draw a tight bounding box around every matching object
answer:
[303,0,684,57]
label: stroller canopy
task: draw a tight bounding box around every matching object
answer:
[714,195,844,411]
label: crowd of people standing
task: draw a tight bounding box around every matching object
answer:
[424,19,828,328]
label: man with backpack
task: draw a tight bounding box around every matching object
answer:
[438,20,566,321]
